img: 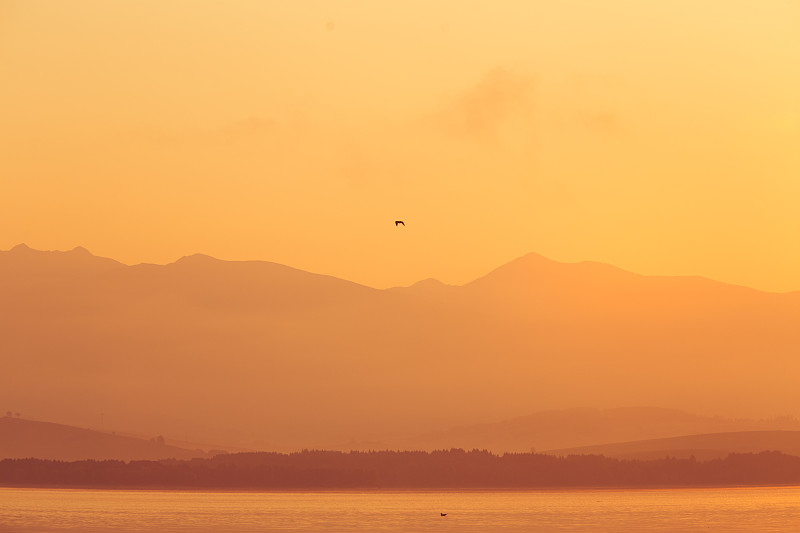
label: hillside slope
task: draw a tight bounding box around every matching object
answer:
[0,417,207,461]
[544,430,800,461]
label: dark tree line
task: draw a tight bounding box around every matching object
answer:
[2,449,800,489]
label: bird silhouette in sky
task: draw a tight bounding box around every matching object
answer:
[395,220,405,226]
[440,513,447,517]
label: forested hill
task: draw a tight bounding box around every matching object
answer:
[3,449,800,489]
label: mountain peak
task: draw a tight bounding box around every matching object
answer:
[410,278,450,288]
[387,277,455,293]
[465,251,635,290]
[8,243,94,257]
[2,244,124,273]
[511,252,622,271]
[10,243,33,252]
[173,253,220,265]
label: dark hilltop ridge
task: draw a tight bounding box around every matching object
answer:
[4,449,800,490]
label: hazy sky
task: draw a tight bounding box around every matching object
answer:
[2,1,798,291]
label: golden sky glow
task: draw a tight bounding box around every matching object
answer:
[2,0,798,291]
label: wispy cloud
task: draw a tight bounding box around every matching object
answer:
[431,67,535,141]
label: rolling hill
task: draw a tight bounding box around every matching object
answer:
[0,416,208,461]
[543,430,800,461]
[391,407,800,453]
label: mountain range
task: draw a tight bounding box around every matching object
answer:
[1,244,798,451]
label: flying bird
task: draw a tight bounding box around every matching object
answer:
[440,513,447,517]
[395,220,405,226]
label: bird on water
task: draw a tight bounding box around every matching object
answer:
[395,220,404,226]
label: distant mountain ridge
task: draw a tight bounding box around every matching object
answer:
[2,244,798,451]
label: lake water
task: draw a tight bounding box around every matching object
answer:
[1,486,799,532]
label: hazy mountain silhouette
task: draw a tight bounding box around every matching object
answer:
[391,407,800,453]
[4,243,124,277]
[544,430,800,461]
[2,245,798,451]
[0,416,208,461]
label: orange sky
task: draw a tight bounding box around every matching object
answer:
[1,0,798,291]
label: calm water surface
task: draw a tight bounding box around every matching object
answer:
[1,486,799,532]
